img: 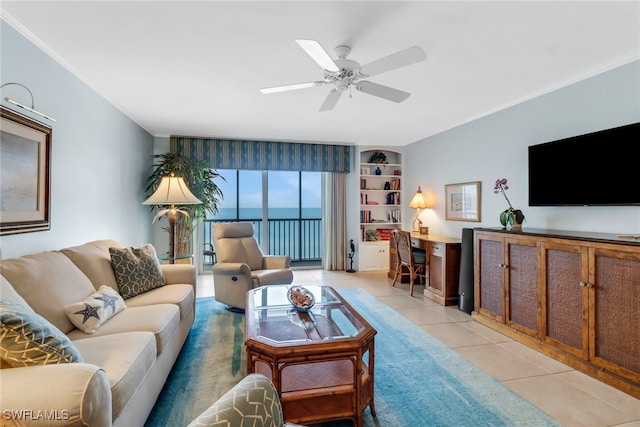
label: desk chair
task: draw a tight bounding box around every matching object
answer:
[391,230,426,296]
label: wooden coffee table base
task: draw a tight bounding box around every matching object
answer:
[245,286,377,427]
[250,346,375,427]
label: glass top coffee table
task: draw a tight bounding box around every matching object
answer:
[245,284,377,427]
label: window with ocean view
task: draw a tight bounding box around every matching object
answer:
[204,170,322,266]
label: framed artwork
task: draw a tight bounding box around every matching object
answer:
[445,181,481,222]
[1,107,52,235]
[360,167,370,175]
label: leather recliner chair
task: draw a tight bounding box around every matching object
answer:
[211,222,293,310]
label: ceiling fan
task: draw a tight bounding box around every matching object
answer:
[259,39,427,112]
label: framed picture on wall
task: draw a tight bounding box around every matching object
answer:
[1,106,52,235]
[445,181,481,222]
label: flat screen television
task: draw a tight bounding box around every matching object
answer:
[528,122,640,206]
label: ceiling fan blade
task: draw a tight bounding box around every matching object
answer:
[359,46,427,77]
[319,89,343,112]
[295,39,340,72]
[356,81,410,103]
[260,81,326,94]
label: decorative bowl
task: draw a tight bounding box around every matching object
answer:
[287,286,315,312]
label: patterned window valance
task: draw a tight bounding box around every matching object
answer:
[170,136,352,172]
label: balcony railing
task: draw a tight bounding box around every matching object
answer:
[203,218,322,265]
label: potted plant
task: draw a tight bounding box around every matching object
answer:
[368,151,388,164]
[494,178,525,230]
[365,229,380,241]
[145,153,224,255]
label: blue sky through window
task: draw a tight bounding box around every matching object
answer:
[209,170,321,219]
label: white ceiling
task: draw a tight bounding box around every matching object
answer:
[2,1,639,146]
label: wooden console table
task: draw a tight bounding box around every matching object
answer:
[388,233,461,305]
[473,227,640,398]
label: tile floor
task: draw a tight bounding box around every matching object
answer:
[196,269,640,427]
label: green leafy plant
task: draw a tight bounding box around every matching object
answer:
[368,151,388,164]
[146,153,225,253]
[365,229,380,241]
[494,178,525,227]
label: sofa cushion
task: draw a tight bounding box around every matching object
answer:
[73,332,156,421]
[60,240,123,292]
[109,244,166,299]
[64,286,127,333]
[67,304,180,356]
[0,275,33,312]
[0,251,96,333]
[0,299,84,367]
[124,284,195,320]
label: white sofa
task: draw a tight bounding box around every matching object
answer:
[0,240,196,427]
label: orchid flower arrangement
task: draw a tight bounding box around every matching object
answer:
[494,178,525,227]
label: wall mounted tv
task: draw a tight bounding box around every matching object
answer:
[528,122,640,206]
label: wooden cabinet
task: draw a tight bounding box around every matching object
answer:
[388,233,461,305]
[474,228,640,398]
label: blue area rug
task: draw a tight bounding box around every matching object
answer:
[146,289,560,427]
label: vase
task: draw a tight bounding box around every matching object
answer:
[506,213,523,231]
[500,209,524,231]
[375,167,382,175]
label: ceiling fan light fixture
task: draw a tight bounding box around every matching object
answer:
[334,45,351,60]
[261,39,427,111]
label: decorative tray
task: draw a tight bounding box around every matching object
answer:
[287,286,315,312]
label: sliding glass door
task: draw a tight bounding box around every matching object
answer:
[204,170,321,266]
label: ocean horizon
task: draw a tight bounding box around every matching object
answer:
[211,207,321,220]
[209,207,323,259]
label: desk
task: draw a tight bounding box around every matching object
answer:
[388,233,461,305]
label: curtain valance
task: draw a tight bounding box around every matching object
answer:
[170,136,352,172]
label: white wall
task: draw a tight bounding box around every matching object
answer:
[1,21,154,259]
[401,60,640,240]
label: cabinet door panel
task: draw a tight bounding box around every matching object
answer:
[590,248,640,381]
[428,252,443,292]
[543,245,588,358]
[506,241,538,336]
[476,237,503,321]
[359,243,388,271]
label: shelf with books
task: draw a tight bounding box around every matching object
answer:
[358,149,403,271]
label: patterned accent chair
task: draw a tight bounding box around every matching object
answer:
[212,222,293,311]
[187,373,305,427]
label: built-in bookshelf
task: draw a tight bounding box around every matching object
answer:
[358,149,402,271]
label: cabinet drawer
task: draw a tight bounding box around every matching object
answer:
[430,243,444,257]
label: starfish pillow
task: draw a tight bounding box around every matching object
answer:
[64,286,126,333]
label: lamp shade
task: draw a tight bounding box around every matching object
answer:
[408,186,430,209]
[143,175,202,205]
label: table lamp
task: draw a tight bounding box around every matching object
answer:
[408,186,430,233]
[143,173,201,262]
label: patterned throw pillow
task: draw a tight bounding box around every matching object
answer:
[0,299,83,367]
[109,244,166,299]
[64,285,126,333]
